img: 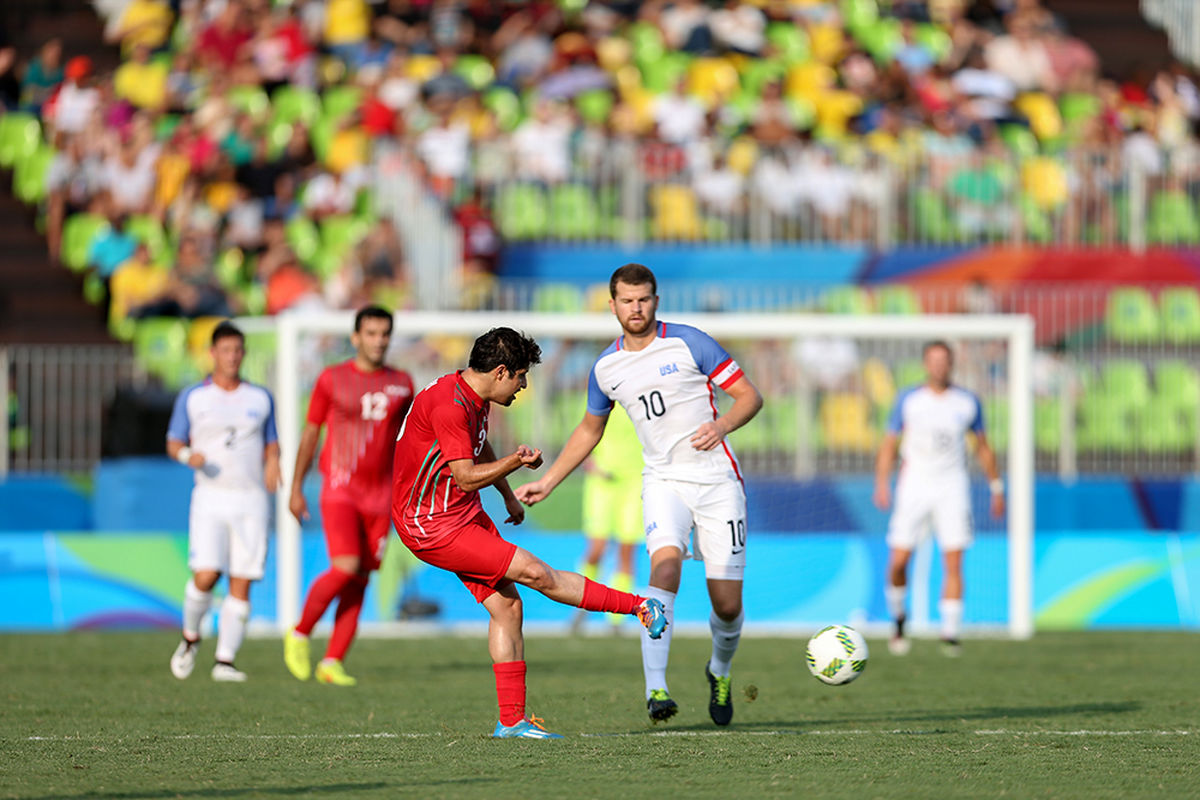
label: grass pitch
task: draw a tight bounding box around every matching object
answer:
[2,631,1197,799]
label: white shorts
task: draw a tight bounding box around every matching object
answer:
[643,477,746,581]
[188,485,270,580]
[886,471,972,553]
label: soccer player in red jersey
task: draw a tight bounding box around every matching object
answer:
[391,327,667,739]
[283,306,415,687]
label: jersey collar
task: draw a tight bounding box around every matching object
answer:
[454,370,486,409]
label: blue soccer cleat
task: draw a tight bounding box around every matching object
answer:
[492,715,563,739]
[636,597,668,639]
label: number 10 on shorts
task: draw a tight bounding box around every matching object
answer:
[727,519,745,553]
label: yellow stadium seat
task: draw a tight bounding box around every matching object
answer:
[687,57,739,108]
[819,393,876,452]
[188,316,224,373]
[649,185,704,240]
[1014,93,1062,141]
[1021,157,1069,210]
[406,55,442,82]
[786,62,836,101]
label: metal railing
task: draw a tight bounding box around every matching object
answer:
[455,138,1197,252]
[2,345,136,476]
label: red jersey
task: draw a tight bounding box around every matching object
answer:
[391,372,490,543]
[307,360,414,510]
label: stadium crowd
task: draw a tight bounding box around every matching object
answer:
[1,0,1198,330]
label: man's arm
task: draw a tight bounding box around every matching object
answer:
[690,374,763,451]
[481,440,530,524]
[288,423,321,521]
[513,411,609,505]
[166,437,205,469]
[264,441,281,494]
[974,433,1005,518]
[873,432,899,510]
[448,444,542,494]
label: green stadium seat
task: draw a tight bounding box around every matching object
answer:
[983,397,1008,452]
[547,183,603,240]
[639,51,690,93]
[841,0,879,28]
[12,144,53,204]
[764,24,810,64]
[628,21,666,65]
[215,247,247,290]
[61,213,110,273]
[133,317,192,387]
[313,215,370,280]
[854,18,903,64]
[454,54,495,91]
[874,285,922,315]
[531,283,583,313]
[1034,398,1061,453]
[322,86,363,122]
[913,23,952,62]
[1155,360,1200,446]
[239,328,276,383]
[227,85,270,118]
[1140,396,1192,453]
[1019,195,1053,244]
[1076,390,1137,452]
[495,183,548,240]
[1106,287,1160,342]
[0,112,40,169]
[820,286,872,314]
[740,58,787,96]
[1147,190,1200,244]
[998,124,1039,158]
[913,187,955,242]
[574,89,613,126]
[272,86,321,126]
[1101,359,1152,409]
[893,360,925,391]
[265,119,294,158]
[1159,287,1200,344]
[482,87,522,132]
[286,216,321,264]
[124,214,170,262]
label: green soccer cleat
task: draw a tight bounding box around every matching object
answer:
[315,658,357,687]
[283,628,311,681]
[705,662,733,726]
[647,688,678,723]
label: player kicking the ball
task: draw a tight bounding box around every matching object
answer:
[517,264,762,727]
[284,306,414,686]
[873,340,1004,657]
[391,327,667,740]
[167,322,280,682]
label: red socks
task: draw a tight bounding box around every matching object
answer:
[493,661,526,726]
[579,578,644,615]
[295,568,355,636]
[326,574,368,662]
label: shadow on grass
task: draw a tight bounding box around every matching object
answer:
[622,700,1142,734]
[20,778,496,799]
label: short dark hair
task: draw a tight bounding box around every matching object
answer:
[468,328,542,374]
[211,321,244,347]
[355,305,393,332]
[923,340,953,359]
[610,263,657,297]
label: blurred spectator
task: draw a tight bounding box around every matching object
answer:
[654,77,707,145]
[114,44,169,110]
[21,39,64,113]
[109,242,168,326]
[984,13,1057,93]
[710,1,765,56]
[658,0,713,53]
[795,336,862,392]
[133,237,232,318]
[102,134,160,215]
[88,214,139,281]
[325,0,372,63]
[196,3,252,72]
[0,46,19,110]
[260,244,323,314]
[416,105,470,197]
[106,0,174,56]
[511,98,572,184]
[49,57,100,135]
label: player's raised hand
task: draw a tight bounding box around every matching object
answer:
[515,479,549,506]
[503,493,526,525]
[289,489,310,523]
[515,444,543,469]
[873,481,892,511]
[689,420,726,451]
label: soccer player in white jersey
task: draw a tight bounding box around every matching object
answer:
[516,263,762,726]
[166,322,281,682]
[873,340,1004,657]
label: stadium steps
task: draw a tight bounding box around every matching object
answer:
[1052,0,1170,78]
[0,0,120,75]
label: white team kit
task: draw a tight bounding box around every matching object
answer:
[587,321,747,579]
[886,383,985,552]
[167,378,278,579]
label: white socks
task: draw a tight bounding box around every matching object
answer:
[708,608,744,678]
[215,596,250,664]
[939,598,963,641]
[183,579,212,641]
[885,584,907,622]
[641,586,676,699]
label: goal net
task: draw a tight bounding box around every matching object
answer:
[254,311,1033,639]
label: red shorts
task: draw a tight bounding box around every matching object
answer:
[321,498,391,571]
[399,510,517,603]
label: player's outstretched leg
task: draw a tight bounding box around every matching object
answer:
[315,574,368,687]
[705,662,732,726]
[170,636,200,680]
[283,629,311,681]
[172,577,212,679]
[212,595,250,682]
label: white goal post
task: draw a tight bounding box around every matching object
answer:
[263,311,1035,639]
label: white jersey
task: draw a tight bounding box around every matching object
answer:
[887,383,984,478]
[587,321,744,485]
[167,378,278,491]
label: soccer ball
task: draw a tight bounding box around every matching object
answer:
[806,624,869,686]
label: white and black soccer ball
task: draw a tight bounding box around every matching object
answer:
[806,624,869,686]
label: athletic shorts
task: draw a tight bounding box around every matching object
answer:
[642,476,747,581]
[399,510,517,603]
[320,498,391,571]
[188,485,269,580]
[582,476,643,545]
[886,471,973,552]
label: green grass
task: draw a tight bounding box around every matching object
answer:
[2,632,1198,799]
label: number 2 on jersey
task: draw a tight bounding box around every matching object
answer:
[637,390,666,420]
[360,392,388,421]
